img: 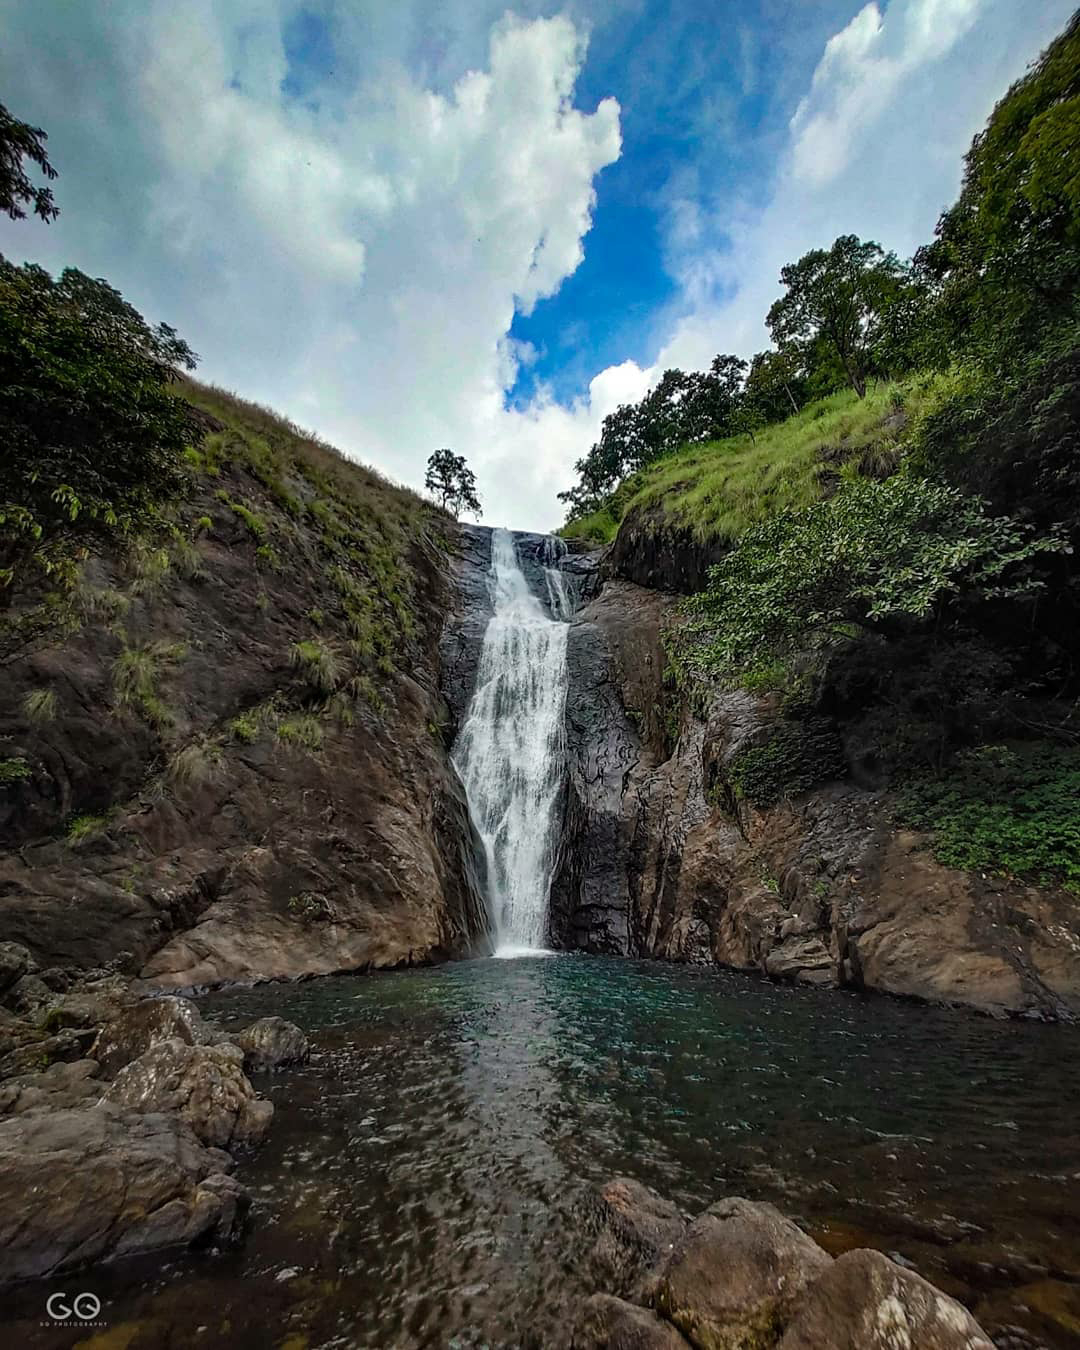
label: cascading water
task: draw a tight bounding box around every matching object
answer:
[452,529,572,957]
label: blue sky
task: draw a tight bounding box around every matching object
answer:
[0,0,1073,528]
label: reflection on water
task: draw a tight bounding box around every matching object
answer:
[5,955,1080,1348]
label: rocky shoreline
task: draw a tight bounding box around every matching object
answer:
[0,940,307,1283]
[574,1178,995,1350]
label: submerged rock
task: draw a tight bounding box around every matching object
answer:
[101,1036,273,1149]
[236,1016,310,1071]
[0,1104,247,1282]
[574,1293,691,1348]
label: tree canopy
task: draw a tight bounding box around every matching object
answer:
[0,101,58,224]
[0,259,197,597]
[425,448,482,518]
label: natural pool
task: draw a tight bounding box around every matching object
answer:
[7,955,1080,1347]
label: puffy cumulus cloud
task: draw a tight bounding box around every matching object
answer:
[0,0,620,529]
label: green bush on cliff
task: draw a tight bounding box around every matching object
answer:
[0,258,197,597]
[681,474,1064,676]
[728,718,846,807]
[896,744,1080,891]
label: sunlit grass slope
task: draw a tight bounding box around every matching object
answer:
[562,373,953,547]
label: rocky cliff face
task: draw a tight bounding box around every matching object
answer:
[552,562,1080,1020]
[0,399,489,991]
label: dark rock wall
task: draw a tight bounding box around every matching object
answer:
[0,472,491,989]
[553,566,1080,1020]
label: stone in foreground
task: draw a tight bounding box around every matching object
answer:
[574,1293,691,1348]
[90,995,223,1076]
[0,1104,247,1282]
[777,1248,995,1350]
[101,1036,273,1149]
[654,1197,831,1349]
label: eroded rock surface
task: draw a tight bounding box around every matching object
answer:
[102,1036,273,1149]
[554,574,1080,1019]
[236,1015,309,1071]
[576,1183,994,1350]
[0,1104,247,1281]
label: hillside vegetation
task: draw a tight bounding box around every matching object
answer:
[561,13,1080,898]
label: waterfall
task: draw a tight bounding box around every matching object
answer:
[452,529,572,957]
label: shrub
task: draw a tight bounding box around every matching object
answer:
[112,640,186,728]
[67,812,109,842]
[168,741,223,787]
[23,687,57,724]
[290,638,341,695]
[895,743,1080,890]
[0,755,31,784]
[275,714,323,750]
[682,474,1065,675]
[728,718,846,807]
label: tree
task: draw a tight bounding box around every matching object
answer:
[767,235,904,398]
[0,259,197,599]
[425,448,481,518]
[0,102,58,224]
[917,11,1080,367]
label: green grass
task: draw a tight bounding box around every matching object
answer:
[23,688,58,724]
[290,638,342,695]
[0,756,31,784]
[895,743,1080,891]
[113,640,186,729]
[67,812,110,842]
[562,373,953,548]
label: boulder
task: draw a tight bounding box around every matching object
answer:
[0,1104,247,1281]
[0,942,33,995]
[236,1016,310,1071]
[574,1293,691,1349]
[0,1058,100,1116]
[4,973,53,1015]
[778,1248,994,1349]
[591,1177,687,1299]
[91,995,223,1076]
[654,1198,831,1350]
[101,1037,273,1149]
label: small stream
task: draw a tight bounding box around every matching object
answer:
[8,956,1079,1348]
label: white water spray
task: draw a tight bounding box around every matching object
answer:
[452,529,572,957]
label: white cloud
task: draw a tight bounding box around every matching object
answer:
[0,0,1072,531]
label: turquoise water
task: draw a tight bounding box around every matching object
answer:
[7,955,1080,1347]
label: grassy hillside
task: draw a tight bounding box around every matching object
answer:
[561,373,952,548]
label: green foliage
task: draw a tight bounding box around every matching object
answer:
[895,744,1080,890]
[287,891,333,922]
[167,741,223,788]
[919,13,1080,367]
[275,714,324,750]
[113,640,185,728]
[226,499,267,540]
[229,710,262,743]
[0,259,196,597]
[290,638,342,695]
[66,812,109,842]
[767,234,906,398]
[22,687,57,724]
[0,755,31,784]
[425,448,482,518]
[0,101,58,223]
[682,474,1064,676]
[728,719,846,807]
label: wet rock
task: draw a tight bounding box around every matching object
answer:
[0,1104,247,1281]
[236,1016,310,1071]
[90,995,223,1076]
[0,1058,100,1116]
[0,1028,94,1079]
[591,1177,687,1299]
[654,1198,831,1350]
[0,942,33,995]
[4,973,53,1015]
[574,1293,691,1349]
[101,1037,273,1149]
[777,1248,994,1349]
